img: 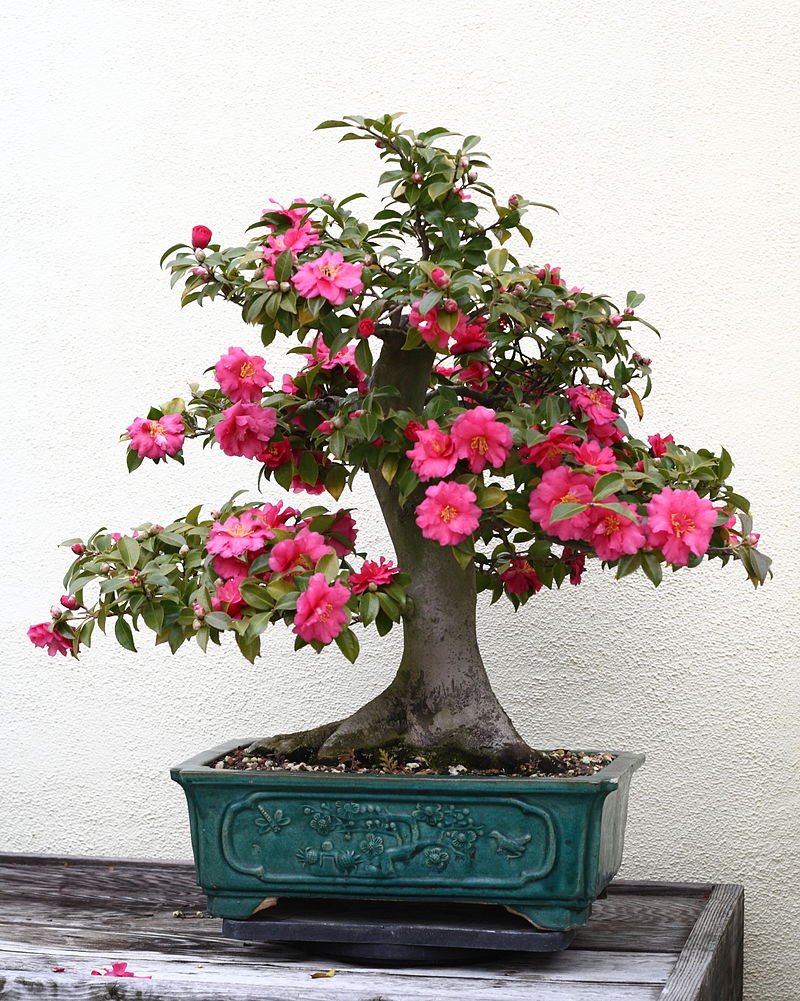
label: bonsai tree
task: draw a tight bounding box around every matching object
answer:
[29,114,771,769]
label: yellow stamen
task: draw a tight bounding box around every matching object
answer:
[670,512,695,537]
[439,504,458,523]
[319,264,342,280]
[239,361,255,379]
[148,421,165,437]
[470,435,489,455]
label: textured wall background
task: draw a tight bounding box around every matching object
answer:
[2,1,798,997]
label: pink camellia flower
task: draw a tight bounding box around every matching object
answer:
[91,962,151,979]
[450,318,492,355]
[357,317,375,338]
[585,499,646,561]
[325,511,358,557]
[126,415,185,460]
[292,250,363,305]
[406,420,458,481]
[214,402,277,459]
[211,577,247,619]
[646,487,717,567]
[566,385,619,426]
[569,439,619,473]
[257,439,292,469]
[403,420,423,442]
[206,511,273,559]
[258,501,300,530]
[587,418,625,446]
[269,527,332,576]
[293,573,351,644]
[430,267,449,287]
[215,346,273,403]
[262,221,319,259]
[191,225,212,249]
[28,622,73,657]
[263,197,308,227]
[290,475,327,495]
[500,558,543,595]
[455,360,491,392]
[213,552,256,580]
[281,373,299,395]
[519,424,581,470]
[409,301,467,351]
[450,407,512,474]
[528,467,596,541]
[648,433,675,458]
[349,557,400,594]
[415,480,481,546]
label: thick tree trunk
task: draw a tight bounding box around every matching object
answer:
[247,333,536,768]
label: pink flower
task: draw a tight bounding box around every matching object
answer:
[206,511,273,559]
[450,318,492,355]
[357,317,375,338]
[281,373,299,395]
[455,360,491,392]
[215,346,273,403]
[648,433,675,458]
[566,385,619,425]
[290,475,327,495]
[262,221,318,258]
[325,511,358,557]
[211,577,247,619]
[645,487,717,567]
[569,440,619,473]
[28,622,73,657]
[519,425,581,470]
[528,467,596,541]
[406,420,458,481]
[126,415,185,460]
[258,501,300,530]
[585,500,646,561]
[292,250,363,305]
[191,225,212,249]
[404,420,423,442]
[91,962,151,979]
[269,527,332,576]
[293,573,351,644]
[214,402,277,459]
[213,552,256,580]
[263,197,308,227]
[409,301,466,351]
[500,558,543,595]
[349,557,399,594]
[415,481,481,546]
[257,439,292,469]
[450,407,512,474]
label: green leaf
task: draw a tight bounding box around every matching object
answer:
[334,627,360,663]
[477,486,508,509]
[615,553,642,579]
[596,501,641,524]
[126,448,144,474]
[487,247,509,275]
[549,502,588,524]
[418,289,443,315]
[238,582,274,610]
[273,249,294,283]
[359,591,380,625]
[316,552,341,583]
[593,473,625,501]
[204,611,233,630]
[641,551,663,586]
[354,336,372,376]
[324,463,347,500]
[114,617,137,652]
[141,602,164,634]
[299,450,319,486]
[160,242,189,268]
[117,537,140,568]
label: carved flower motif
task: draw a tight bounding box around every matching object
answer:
[309,813,337,834]
[424,846,450,870]
[413,804,444,826]
[334,850,363,874]
[359,833,384,857]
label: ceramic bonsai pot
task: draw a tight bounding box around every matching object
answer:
[172,739,643,930]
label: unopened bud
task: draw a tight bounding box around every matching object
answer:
[192,618,203,631]
[458,157,469,168]
[210,510,220,520]
[100,563,112,574]
[363,254,373,265]
[642,357,652,367]
[624,307,635,315]
[50,605,62,619]
[566,331,582,344]
[620,388,630,398]
[374,141,384,148]
[610,313,623,326]
[581,374,590,384]
[442,298,458,313]
[632,352,642,363]
[512,284,526,296]
[598,368,608,379]
[193,603,206,618]
[430,267,449,288]
[411,172,423,184]
[743,532,760,546]
[564,299,575,309]
[71,543,85,555]
[179,544,190,556]
[194,249,206,263]
[468,169,478,182]
[61,594,78,610]
[414,138,425,147]
[266,280,279,290]
[320,193,333,202]
[214,577,224,588]
[367,581,379,592]
[279,281,290,293]
[508,194,520,206]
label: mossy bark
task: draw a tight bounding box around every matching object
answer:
[246,333,536,768]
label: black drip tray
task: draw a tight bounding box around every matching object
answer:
[223,898,575,965]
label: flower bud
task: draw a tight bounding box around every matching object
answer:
[564,300,575,309]
[266,280,279,290]
[100,563,112,574]
[192,618,203,631]
[581,374,590,384]
[363,254,373,265]
[443,298,458,313]
[430,268,449,288]
[332,416,346,430]
[642,357,652,367]
[279,281,290,292]
[193,603,206,618]
[50,605,62,619]
[468,170,478,182]
[210,510,220,519]
[374,141,384,148]
[367,581,379,592]
[541,311,555,324]
[194,249,206,263]
[321,193,333,202]
[620,388,630,398]
[61,594,78,610]
[598,368,608,379]
[415,138,425,147]
[743,532,761,546]
[508,194,520,206]
[632,352,642,363]
[566,331,582,344]
[179,544,190,556]
[71,543,85,555]
[191,225,212,250]
[512,284,526,296]
[411,172,423,184]
[459,157,469,168]
[610,313,623,326]
[624,307,635,315]
[214,577,224,587]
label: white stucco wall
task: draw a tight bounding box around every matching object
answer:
[2,1,798,997]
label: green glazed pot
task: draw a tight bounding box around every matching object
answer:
[171,739,643,930]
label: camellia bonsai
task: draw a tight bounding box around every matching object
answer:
[29,114,770,930]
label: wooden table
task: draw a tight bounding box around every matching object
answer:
[0,853,742,1000]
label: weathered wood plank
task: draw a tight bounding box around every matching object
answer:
[660,884,743,1001]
